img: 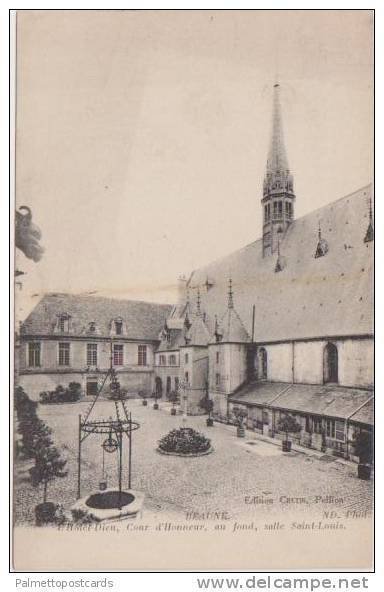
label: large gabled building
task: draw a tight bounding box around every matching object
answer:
[18,83,373,461]
[153,84,374,458]
[18,293,173,399]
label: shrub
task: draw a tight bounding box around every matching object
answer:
[168,390,180,408]
[353,430,373,465]
[15,386,38,419]
[199,396,214,417]
[29,419,68,503]
[232,406,248,426]
[277,414,302,442]
[67,382,82,402]
[158,427,211,455]
[108,386,128,400]
[14,386,39,459]
[39,383,82,404]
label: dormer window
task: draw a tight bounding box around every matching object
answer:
[88,322,96,333]
[58,314,70,333]
[115,321,122,335]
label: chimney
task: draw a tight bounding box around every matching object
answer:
[177,275,187,307]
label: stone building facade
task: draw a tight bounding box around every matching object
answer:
[18,83,373,460]
[151,83,374,459]
[18,294,172,400]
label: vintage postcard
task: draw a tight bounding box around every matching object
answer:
[12,9,374,571]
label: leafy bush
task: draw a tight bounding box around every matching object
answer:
[29,419,68,503]
[277,414,302,442]
[15,386,38,419]
[14,386,39,459]
[168,390,180,408]
[158,427,211,455]
[199,396,214,417]
[107,386,128,400]
[353,430,373,464]
[39,383,82,404]
[232,406,248,426]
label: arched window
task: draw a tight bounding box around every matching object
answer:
[155,377,163,396]
[258,348,268,380]
[323,342,338,383]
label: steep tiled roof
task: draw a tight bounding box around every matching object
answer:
[218,307,250,343]
[189,185,373,343]
[185,315,211,347]
[21,293,173,341]
[157,327,185,352]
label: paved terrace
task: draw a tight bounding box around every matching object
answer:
[14,398,373,525]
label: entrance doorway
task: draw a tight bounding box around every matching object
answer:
[86,380,98,397]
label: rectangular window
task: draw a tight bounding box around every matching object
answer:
[59,317,69,332]
[169,354,176,366]
[175,377,179,391]
[326,419,335,438]
[185,371,189,384]
[28,342,41,367]
[58,342,70,366]
[185,353,189,364]
[115,321,123,335]
[138,345,147,366]
[113,344,124,366]
[313,416,322,434]
[278,201,282,214]
[87,343,97,366]
[335,420,345,442]
[216,351,220,364]
[215,373,220,387]
[159,355,166,366]
[273,201,278,213]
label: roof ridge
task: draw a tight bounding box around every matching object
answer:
[40,292,173,307]
[189,184,372,276]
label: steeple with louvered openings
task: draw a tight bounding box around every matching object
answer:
[215,279,250,343]
[262,83,296,257]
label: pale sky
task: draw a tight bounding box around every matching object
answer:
[15,9,373,321]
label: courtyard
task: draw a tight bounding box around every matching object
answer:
[14,398,373,525]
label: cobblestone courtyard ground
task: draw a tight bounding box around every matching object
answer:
[14,398,373,525]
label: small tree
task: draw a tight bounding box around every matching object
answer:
[277,414,302,444]
[29,419,68,503]
[169,390,180,411]
[67,382,82,402]
[232,406,248,427]
[14,386,39,459]
[353,430,373,465]
[199,396,214,419]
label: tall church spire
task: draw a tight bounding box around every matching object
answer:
[262,83,296,257]
[266,83,289,175]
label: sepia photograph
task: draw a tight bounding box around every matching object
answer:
[12,9,374,571]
